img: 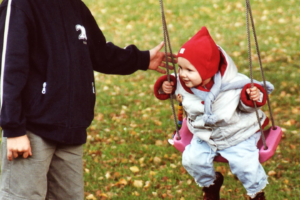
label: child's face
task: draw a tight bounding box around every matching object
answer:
[178,57,202,88]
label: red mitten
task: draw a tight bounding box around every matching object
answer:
[241,83,267,107]
[154,75,177,100]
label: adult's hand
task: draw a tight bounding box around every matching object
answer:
[148,42,177,74]
[7,135,32,161]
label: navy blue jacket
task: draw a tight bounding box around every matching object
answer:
[0,0,149,144]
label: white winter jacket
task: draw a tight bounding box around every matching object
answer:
[154,46,272,151]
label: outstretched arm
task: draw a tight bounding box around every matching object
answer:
[83,4,176,75]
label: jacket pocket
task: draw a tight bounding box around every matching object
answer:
[24,81,68,126]
[24,82,46,113]
[69,81,95,128]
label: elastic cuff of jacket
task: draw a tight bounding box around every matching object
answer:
[2,126,27,138]
[139,51,150,71]
[241,83,267,107]
[154,75,177,100]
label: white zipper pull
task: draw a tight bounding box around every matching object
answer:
[92,82,95,94]
[42,82,47,94]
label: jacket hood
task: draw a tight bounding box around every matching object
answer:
[218,46,238,84]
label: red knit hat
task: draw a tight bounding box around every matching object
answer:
[177,26,220,81]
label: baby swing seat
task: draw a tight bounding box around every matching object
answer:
[159,0,283,164]
[172,117,283,163]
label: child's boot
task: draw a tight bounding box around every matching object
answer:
[249,192,266,200]
[202,172,224,200]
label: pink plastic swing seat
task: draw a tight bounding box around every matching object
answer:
[172,118,283,163]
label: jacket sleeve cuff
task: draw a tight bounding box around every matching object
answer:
[154,75,177,100]
[3,126,27,138]
[241,83,267,107]
[138,51,150,71]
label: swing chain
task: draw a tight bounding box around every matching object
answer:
[159,0,181,140]
[245,0,278,150]
[245,0,276,130]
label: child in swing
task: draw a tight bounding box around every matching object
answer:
[154,26,274,200]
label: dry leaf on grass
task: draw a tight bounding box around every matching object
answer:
[130,166,140,173]
[133,180,143,188]
[268,170,276,176]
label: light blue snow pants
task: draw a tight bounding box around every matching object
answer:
[182,132,268,198]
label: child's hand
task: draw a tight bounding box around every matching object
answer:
[162,81,174,94]
[7,135,32,161]
[246,86,260,102]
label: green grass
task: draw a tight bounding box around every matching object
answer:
[82,0,300,199]
[83,0,300,199]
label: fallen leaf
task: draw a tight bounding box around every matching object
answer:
[170,164,177,168]
[105,172,111,179]
[113,172,120,179]
[155,140,163,146]
[86,194,97,200]
[154,120,162,126]
[95,113,104,121]
[144,181,151,189]
[284,119,296,126]
[130,123,138,128]
[96,193,108,198]
[139,157,145,164]
[130,166,140,173]
[115,178,128,186]
[268,170,276,176]
[153,157,162,164]
[149,171,157,176]
[161,176,168,182]
[133,180,143,188]
[133,191,140,196]
[176,189,182,194]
